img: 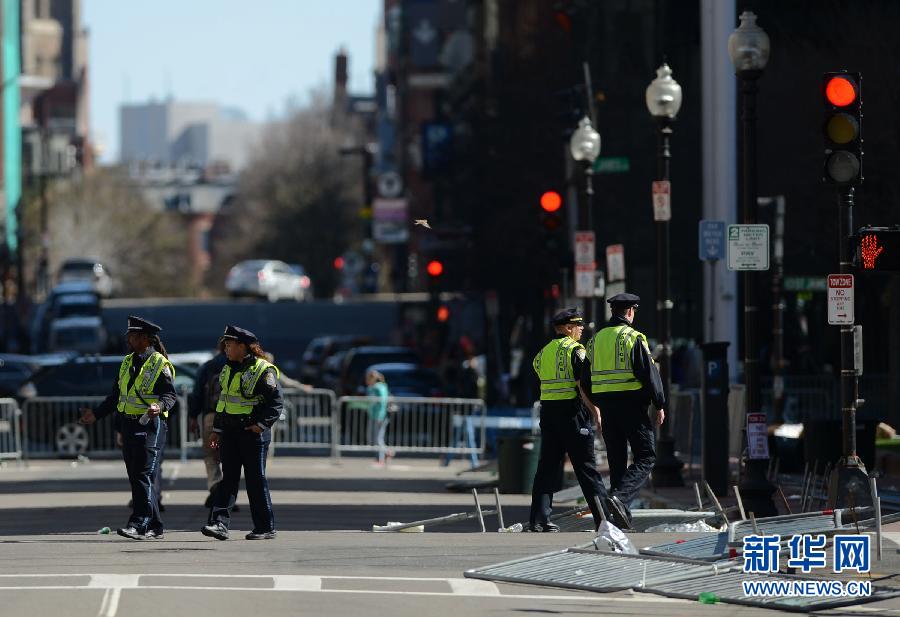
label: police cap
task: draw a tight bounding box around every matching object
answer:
[606,293,640,308]
[552,308,585,326]
[125,315,162,336]
[222,324,258,345]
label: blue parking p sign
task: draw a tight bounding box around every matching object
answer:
[699,220,726,261]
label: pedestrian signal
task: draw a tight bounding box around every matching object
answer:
[857,227,900,272]
[823,71,862,185]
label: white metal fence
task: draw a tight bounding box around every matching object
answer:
[273,388,337,452]
[334,396,486,458]
[0,398,22,461]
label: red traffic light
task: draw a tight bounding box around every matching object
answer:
[436,305,450,322]
[825,76,857,107]
[540,191,562,213]
[333,257,345,270]
[426,260,444,277]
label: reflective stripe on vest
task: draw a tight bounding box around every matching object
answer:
[533,337,584,401]
[115,352,175,416]
[215,358,280,415]
[588,324,646,393]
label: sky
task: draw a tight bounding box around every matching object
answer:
[83,0,381,163]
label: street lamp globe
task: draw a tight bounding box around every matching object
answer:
[728,10,770,73]
[569,116,601,163]
[645,63,683,119]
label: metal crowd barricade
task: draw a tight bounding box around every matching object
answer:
[334,396,486,459]
[21,396,108,458]
[0,398,23,461]
[272,388,337,455]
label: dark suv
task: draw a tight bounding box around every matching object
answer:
[299,335,371,386]
[337,346,420,396]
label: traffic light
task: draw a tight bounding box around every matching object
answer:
[426,259,444,278]
[823,71,862,185]
[857,227,900,272]
[540,190,563,231]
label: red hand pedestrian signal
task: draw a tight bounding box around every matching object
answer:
[861,234,884,269]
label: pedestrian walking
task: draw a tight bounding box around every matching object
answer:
[365,369,391,464]
[585,293,666,528]
[78,316,176,540]
[528,308,616,532]
[188,340,230,509]
[201,325,282,541]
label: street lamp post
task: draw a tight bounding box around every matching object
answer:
[646,63,684,487]
[570,116,601,328]
[729,10,777,516]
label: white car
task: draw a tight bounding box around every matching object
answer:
[225,260,308,302]
[58,258,115,297]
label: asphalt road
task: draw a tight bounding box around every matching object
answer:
[2,457,900,617]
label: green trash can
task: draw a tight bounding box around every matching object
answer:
[498,434,541,494]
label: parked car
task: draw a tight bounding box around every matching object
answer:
[225,259,307,302]
[50,293,101,320]
[337,346,420,396]
[299,335,372,385]
[30,282,101,353]
[318,350,349,393]
[46,316,108,354]
[167,351,215,373]
[57,258,115,297]
[362,363,446,398]
[0,353,76,397]
[287,264,314,301]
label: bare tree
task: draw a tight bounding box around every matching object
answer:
[21,169,192,297]
[209,93,363,296]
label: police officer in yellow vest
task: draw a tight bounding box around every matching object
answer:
[528,308,618,532]
[201,325,282,541]
[78,316,176,540]
[585,293,666,528]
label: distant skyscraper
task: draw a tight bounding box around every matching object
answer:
[119,100,263,171]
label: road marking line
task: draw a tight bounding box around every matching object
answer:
[447,578,500,596]
[88,574,139,588]
[272,575,321,590]
[0,585,690,603]
[97,587,121,617]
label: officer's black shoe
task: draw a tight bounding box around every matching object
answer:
[201,523,229,541]
[245,530,277,540]
[145,528,165,540]
[116,526,147,540]
[604,495,633,530]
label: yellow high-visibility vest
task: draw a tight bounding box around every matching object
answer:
[533,337,584,401]
[216,358,280,415]
[116,352,175,417]
[587,324,649,393]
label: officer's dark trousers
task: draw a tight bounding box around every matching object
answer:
[209,426,275,533]
[529,402,608,528]
[121,415,166,533]
[593,392,656,507]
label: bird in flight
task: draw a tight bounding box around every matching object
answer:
[414,219,432,229]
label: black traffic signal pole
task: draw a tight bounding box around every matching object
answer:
[736,68,777,517]
[828,186,872,507]
[651,115,684,487]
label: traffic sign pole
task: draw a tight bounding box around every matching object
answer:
[828,186,871,509]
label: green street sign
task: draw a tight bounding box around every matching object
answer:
[784,276,827,292]
[594,156,630,174]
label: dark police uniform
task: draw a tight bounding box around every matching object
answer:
[90,316,176,540]
[202,325,282,541]
[528,308,612,532]
[585,293,666,522]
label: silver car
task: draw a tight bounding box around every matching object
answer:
[225,259,307,302]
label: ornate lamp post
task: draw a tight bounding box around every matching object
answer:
[570,116,601,327]
[729,10,777,516]
[646,63,684,486]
